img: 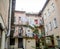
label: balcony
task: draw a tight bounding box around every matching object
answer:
[14,20,28,26]
[13,32,23,38]
[14,21,19,25]
[26,33,33,37]
[23,33,34,39]
[13,30,17,37]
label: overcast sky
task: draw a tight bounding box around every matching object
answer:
[15,0,47,13]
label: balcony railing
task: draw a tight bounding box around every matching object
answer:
[26,34,33,37]
[13,32,23,38]
[23,33,34,38]
[14,21,28,25]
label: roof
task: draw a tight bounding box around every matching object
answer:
[15,10,39,16]
[38,0,50,15]
[26,13,38,16]
[15,10,25,13]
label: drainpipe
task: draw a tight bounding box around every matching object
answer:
[7,0,12,49]
[7,0,12,37]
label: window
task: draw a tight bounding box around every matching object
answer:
[29,19,34,27]
[10,38,15,45]
[26,33,33,37]
[40,19,43,25]
[48,22,52,31]
[45,25,48,33]
[14,17,16,24]
[18,27,21,33]
[18,38,23,48]
[47,9,50,17]
[15,27,17,33]
[19,17,21,20]
[44,13,46,19]
[51,3,55,12]
[28,30,30,32]
[34,19,38,24]
[53,18,57,28]
[10,29,14,37]
[18,27,23,36]
[26,29,33,37]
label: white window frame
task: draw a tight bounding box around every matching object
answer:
[51,3,55,12]
[47,9,51,17]
[45,25,48,33]
[44,13,47,20]
[48,22,52,31]
[53,18,57,28]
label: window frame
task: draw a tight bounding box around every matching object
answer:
[48,22,52,31]
[53,18,57,29]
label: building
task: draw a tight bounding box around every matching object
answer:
[0,0,16,49]
[0,0,10,49]
[10,10,43,49]
[9,0,60,49]
[39,0,60,49]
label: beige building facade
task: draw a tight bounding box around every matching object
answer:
[0,0,14,49]
[10,11,43,49]
[40,0,60,49]
[0,0,9,28]
[0,0,9,49]
[9,0,60,49]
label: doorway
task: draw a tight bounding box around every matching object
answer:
[58,40,60,49]
[18,38,23,48]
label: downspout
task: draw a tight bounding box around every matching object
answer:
[7,0,12,37]
[7,0,12,49]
